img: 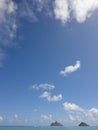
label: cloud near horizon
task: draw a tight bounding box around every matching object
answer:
[60,60,80,76]
[41,114,53,121]
[40,91,62,102]
[63,102,98,125]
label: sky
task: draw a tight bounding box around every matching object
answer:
[0,0,98,126]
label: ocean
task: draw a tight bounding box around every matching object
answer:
[0,126,98,130]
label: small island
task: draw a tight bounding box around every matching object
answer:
[50,121,63,126]
[79,122,89,126]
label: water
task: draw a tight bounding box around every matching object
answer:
[0,126,98,130]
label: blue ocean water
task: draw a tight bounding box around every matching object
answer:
[0,126,98,130]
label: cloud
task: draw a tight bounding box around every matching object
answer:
[63,102,83,112]
[0,116,3,122]
[54,0,70,24]
[32,83,55,90]
[53,0,98,24]
[35,0,51,14]
[70,0,98,23]
[40,91,62,102]
[63,102,98,125]
[60,60,80,76]
[35,114,53,125]
[0,0,17,45]
[0,0,98,45]
[19,0,37,22]
[41,114,53,121]
[87,108,98,121]
[69,115,76,121]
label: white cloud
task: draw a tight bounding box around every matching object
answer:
[54,0,70,24]
[70,0,98,23]
[87,108,98,121]
[63,102,98,125]
[53,0,98,24]
[63,102,83,112]
[0,116,3,122]
[60,60,80,76]
[32,83,55,90]
[40,91,62,102]
[0,0,17,45]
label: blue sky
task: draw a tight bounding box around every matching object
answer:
[0,0,98,126]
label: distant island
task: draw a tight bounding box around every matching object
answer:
[50,121,89,126]
[79,122,89,126]
[50,121,63,126]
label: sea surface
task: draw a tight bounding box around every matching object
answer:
[0,126,98,130]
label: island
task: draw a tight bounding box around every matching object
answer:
[79,122,89,126]
[50,121,63,126]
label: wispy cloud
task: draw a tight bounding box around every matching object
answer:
[35,0,52,15]
[41,114,53,121]
[19,0,37,22]
[32,83,55,90]
[40,91,62,102]
[0,0,17,45]
[60,60,80,76]
[63,102,98,125]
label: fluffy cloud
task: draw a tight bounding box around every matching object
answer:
[54,0,70,24]
[87,108,98,121]
[63,102,83,112]
[70,0,98,23]
[40,91,62,102]
[63,102,98,125]
[0,0,17,44]
[53,0,98,24]
[60,60,80,76]
[32,83,55,90]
